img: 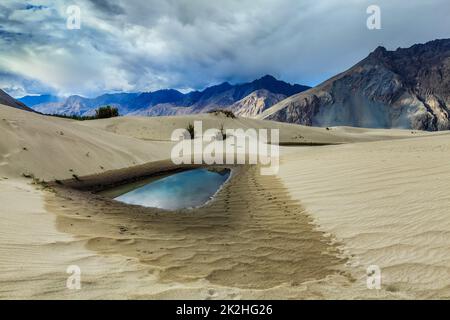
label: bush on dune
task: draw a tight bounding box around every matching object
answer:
[46,105,119,121]
[186,123,195,139]
[95,106,119,119]
[207,109,236,119]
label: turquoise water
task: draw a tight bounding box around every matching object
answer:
[115,168,230,210]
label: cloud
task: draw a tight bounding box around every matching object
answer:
[86,0,125,16]
[0,71,55,97]
[0,0,449,97]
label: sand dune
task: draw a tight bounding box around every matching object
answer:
[79,113,434,144]
[278,135,450,299]
[1,104,449,299]
[0,105,174,181]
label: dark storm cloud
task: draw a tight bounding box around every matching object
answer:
[87,0,125,16]
[25,4,48,11]
[0,0,449,97]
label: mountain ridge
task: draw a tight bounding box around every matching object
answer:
[261,39,450,131]
[0,89,34,112]
[25,75,310,117]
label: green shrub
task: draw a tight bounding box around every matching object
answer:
[46,105,119,121]
[186,123,195,139]
[95,105,119,119]
[46,113,96,121]
[219,123,227,140]
[207,109,236,119]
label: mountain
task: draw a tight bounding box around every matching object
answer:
[261,39,450,131]
[18,94,61,107]
[32,75,310,117]
[0,89,34,111]
[181,75,310,113]
[131,90,185,110]
[232,89,287,118]
[32,93,141,115]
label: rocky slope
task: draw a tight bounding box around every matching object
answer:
[260,39,450,131]
[231,89,286,117]
[0,89,34,112]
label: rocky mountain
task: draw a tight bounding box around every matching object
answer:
[30,75,310,117]
[0,89,34,111]
[29,93,141,116]
[260,39,450,131]
[184,75,309,114]
[231,89,287,117]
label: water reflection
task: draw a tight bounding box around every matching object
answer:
[115,168,230,210]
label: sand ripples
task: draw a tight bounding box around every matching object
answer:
[48,165,347,290]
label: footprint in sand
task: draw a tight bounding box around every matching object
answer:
[4,119,19,130]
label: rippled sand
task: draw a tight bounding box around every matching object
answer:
[43,165,351,298]
[278,135,450,299]
[2,105,449,299]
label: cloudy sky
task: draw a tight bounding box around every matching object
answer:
[1,0,449,98]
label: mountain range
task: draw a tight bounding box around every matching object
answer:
[260,39,450,131]
[7,39,450,131]
[20,75,310,118]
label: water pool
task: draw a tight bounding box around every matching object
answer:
[114,168,230,210]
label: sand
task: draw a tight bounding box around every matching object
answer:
[79,113,436,144]
[278,135,450,299]
[1,104,449,299]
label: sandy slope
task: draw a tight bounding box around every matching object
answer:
[278,136,450,299]
[1,104,449,299]
[0,105,174,181]
[0,179,167,299]
[79,113,433,144]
